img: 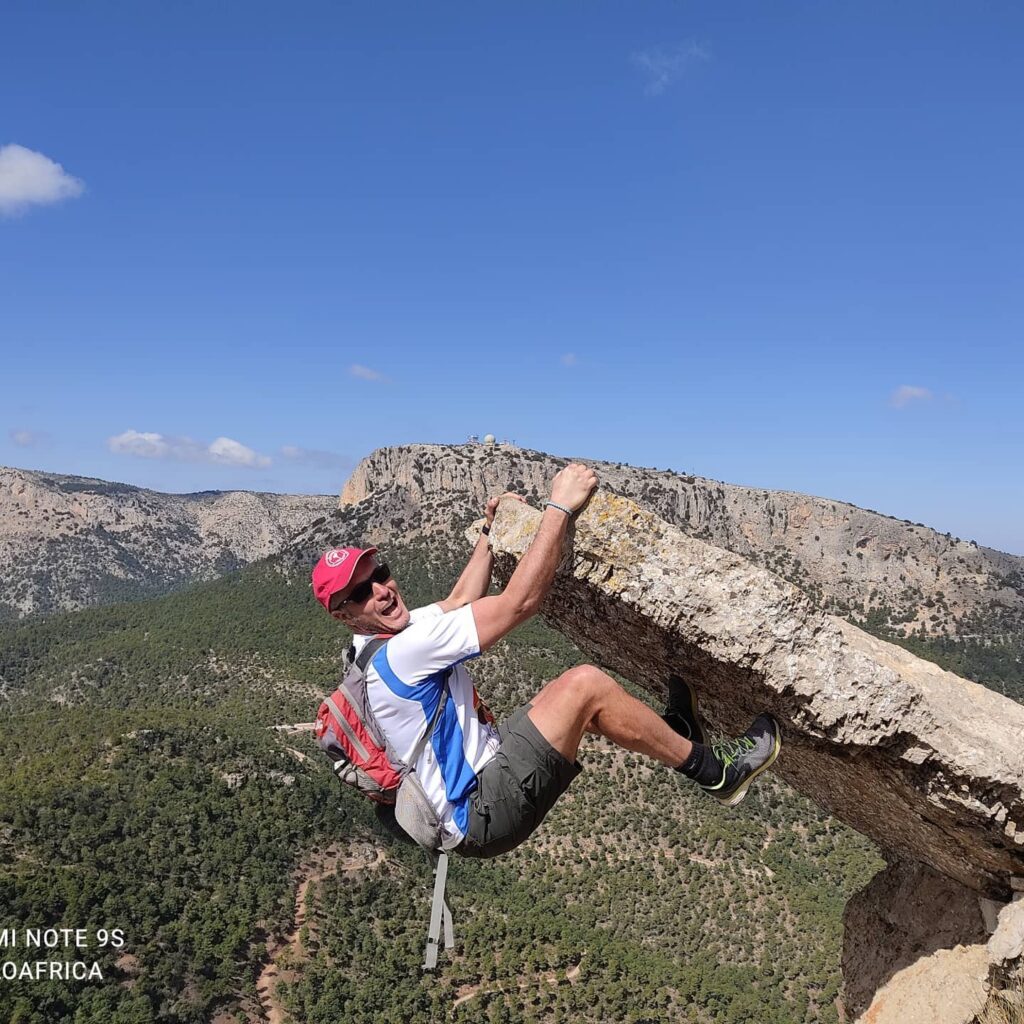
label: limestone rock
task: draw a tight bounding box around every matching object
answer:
[850,893,1024,1024]
[853,942,989,1024]
[841,860,988,1019]
[990,900,1024,967]
[477,491,1024,896]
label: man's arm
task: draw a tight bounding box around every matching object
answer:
[470,464,598,651]
[437,491,526,612]
[436,530,493,613]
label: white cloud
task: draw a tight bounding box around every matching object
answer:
[889,385,934,409]
[209,436,271,468]
[281,445,353,471]
[632,41,711,96]
[349,364,388,382]
[9,428,48,447]
[108,430,172,458]
[0,144,85,216]
[560,353,578,368]
[107,430,271,468]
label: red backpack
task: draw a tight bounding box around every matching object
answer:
[315,635,450,807]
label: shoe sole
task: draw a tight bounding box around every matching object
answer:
[712,720,782,808]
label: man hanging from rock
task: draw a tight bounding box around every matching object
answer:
[311,462,781,859]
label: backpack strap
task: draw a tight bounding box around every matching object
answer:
[352,635,451,777]
[422,849,454,970]
[406,670,451,771]
[353,635,389,673]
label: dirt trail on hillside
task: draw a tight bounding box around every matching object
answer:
[452,959,584,1009]
[255,841,386,1024]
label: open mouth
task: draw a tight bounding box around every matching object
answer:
[381,595,399,617]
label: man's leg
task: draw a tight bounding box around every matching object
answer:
[525,671,602,736]
[526,664,692,766]
[526,664,782,808]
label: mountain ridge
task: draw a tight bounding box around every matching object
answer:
[4,445,1024,645]
[334,443,1024,639]
[0,464,336,619]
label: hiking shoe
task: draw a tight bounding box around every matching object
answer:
[700,714,781,808]
[662,674,709,747]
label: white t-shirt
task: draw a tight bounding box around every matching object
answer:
[353,603,500,846]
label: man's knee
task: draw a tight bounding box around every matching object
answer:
[556,664,615,702]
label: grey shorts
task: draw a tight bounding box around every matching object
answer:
[457,704,582,859]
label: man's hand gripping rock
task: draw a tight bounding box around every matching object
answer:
[548,463,599,517]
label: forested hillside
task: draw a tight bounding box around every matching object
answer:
[2,542,890,1024]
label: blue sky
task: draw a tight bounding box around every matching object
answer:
[2,1,1022,553]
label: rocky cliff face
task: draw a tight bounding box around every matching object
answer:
[479,491,1024,1023]
[0,466,337,618]
[480,491,1024,896]
[341,444,1024,639]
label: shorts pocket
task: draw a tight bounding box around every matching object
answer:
[472,766,534,857]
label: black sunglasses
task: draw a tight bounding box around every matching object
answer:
[330,563,391,612]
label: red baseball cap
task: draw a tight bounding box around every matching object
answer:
[311,546,378,612]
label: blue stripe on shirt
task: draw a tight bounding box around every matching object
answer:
[372,646,477,831]
[372,646,443,706]
[431,699,477,833]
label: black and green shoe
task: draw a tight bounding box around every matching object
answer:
[700,714,781,808]
[662,674,709,747]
